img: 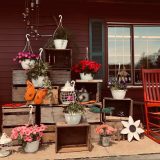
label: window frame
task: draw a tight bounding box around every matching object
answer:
[106,22,160,86]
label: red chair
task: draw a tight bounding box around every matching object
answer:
[142,69,160,143]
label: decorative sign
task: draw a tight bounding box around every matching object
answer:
[121,116,144,142]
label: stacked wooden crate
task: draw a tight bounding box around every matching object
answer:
[2,105,35,145]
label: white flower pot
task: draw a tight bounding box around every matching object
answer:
[54,39,68,49]
[111,89,127,99]
[80,73,93,80]
[24,140,40,153]
[64,113,81,125]
[31,76,45,87]
[21,59,35,70]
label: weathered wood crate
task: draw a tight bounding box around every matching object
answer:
[12,70,27,85]
[2,106,35,126]
[41,106,102,143]
[41,106,64,143]
[49,70,71,84]
[12,87,26,102]
[2,106,36,145]
[42,124,56,143]
[41,106,65,124]
[55,122,91,153]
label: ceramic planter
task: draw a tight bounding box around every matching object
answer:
[100,135,111,147]
[111,89,127,99]
[80,73,93,80]
[64,113,81,125]
[24,140,40,153]
[21,59,35,70]
[31,76,45,87]
[54,39,68,49]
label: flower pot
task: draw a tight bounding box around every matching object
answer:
[21,59,35,70]
[111,89,127,99]
[54,39,68,49]
[24,140,40,153]
[64,113,81,125]
[100,135,111,147]
[31,76,45,87]
[80,73,93,80]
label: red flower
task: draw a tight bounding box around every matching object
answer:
[72,60,101,75]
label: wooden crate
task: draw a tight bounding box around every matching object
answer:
[42,124,56,143]
[55,122,91,153]
[41,106,65,124]
[12,70,27,85]
[49,70,71,84]
[2,106,35,126]
[12,86,26,102]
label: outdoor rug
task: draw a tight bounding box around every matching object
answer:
[2,136,160,160]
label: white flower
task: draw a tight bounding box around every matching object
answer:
[121,116,144,142]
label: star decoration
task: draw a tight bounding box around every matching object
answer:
[121,116,144,142]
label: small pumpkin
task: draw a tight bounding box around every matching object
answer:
[34,89,48,104]
[24,81,36,101]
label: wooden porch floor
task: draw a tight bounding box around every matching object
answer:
[2,136,160,160]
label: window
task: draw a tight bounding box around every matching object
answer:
[134,26,160,83]
[90,20,160,85]
[108,26,132,83]
[108,24,160,85]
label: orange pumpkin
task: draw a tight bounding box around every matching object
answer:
[24,81,36,101]
[34,89,48,104]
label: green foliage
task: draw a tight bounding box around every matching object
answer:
[26,60,49,80]
[109,78,127,90]
[44,27,70,49]
[65,102,85,114]
[54,27,68,39]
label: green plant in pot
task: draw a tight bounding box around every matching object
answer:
[26,60,49,87]
[53,26,68,49]
[109,78,127,99]
[64,102,85,125]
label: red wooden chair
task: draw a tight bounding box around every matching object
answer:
[142,69,160,143]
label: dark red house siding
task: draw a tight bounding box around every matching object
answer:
[1,1,160,127]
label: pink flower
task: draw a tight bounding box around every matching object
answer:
[24,136,32,142]
[11,130,19,140]
[10,124,46,143]
[13,52,39,63]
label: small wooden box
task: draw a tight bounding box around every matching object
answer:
[55,122,91,153]
[49,70,71,84]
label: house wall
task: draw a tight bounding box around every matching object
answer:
[1,1,160,126]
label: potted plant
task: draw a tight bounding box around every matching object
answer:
[64,102,85,125]
[109,78,127,99]
[71,60,101,80]
[13,52,39,70]
[95,124,117,147]
[53,27,68,49]
[10,124,47,153]
[26,60,49,87]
